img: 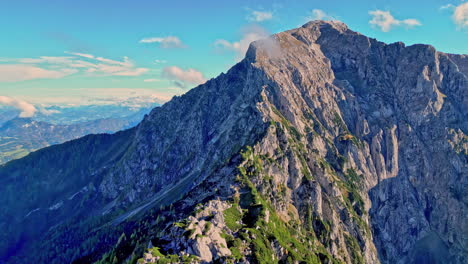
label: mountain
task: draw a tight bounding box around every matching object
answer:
[0,21,466,264]
[0,111,150,164]
[0,109,19,127]
[32,104,157,125]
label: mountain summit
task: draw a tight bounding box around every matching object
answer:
[0,21,466,264]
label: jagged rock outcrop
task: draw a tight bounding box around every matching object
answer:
[0,21,466,264]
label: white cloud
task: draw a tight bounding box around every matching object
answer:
[369,10,422,32]
[71,88,174,106]
[68,60,98,68]
[440,4,455,10]
[247,10,273,22]
[87,63,148,76]
[214,25,269,60]
[143,78,161,82]
[139,36,185,48]
[306,9,335,21]
[38,107,60,115]
[0,96,37,117]
[106,67,148,76]
[162,66,206,88]
[0,53,149,81]
[154,59,167,64]
[79,55,147,76]
[453,2,468,28]
[0,65,77,82]
[65,51,94,59]
[16,56,75,64]
[11,88,181,107]
[95,56,132,67]
[402,19,422,27]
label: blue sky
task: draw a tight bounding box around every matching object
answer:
[0,0,467,108]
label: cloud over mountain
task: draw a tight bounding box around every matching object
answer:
[162,66,206,88]
[214,25,270,60]
[0,96,37,117]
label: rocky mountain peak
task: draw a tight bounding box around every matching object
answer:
[0,21,466,264]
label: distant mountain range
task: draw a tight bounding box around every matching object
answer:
[0,105,156,164]
[33,104,157,125]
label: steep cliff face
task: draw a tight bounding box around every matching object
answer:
[135,21,467,264]
[0,21,466,264]
[284,21,468,263]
